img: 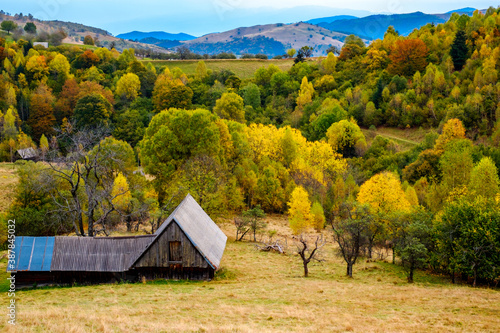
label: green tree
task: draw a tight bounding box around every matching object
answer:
[73,93,113,128]
[241,83,261,110]
[469,157,499,199]
[139,108,223,204]
[243,205,266,241]
[326,119,367,157]
[214,92,245,123]
[393,208,433,283]
[438,197,500,286]
[439,139,473,195]
[112,109,145,147]
[449,30,468,71]
[311,201,325,231]
[330,202,372,277]
[23,22,36,34]
[1,20,17,34]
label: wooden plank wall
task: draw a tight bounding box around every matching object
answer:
[135,221,209,269]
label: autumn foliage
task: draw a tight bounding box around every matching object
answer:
[388,38,428,76]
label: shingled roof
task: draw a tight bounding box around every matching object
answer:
[132,194,227,269]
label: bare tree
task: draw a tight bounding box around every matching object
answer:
[44,126,129,236]
[296,234,325,277]
[330,202,372,277]
[234,217,250,241]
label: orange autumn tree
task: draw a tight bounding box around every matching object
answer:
[28,83,56,140]
[388,38,428,77]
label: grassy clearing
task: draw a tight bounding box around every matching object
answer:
[362,126,436,152]
[143,59,297,80]
[1,216,498,332]
[0,163,17,214]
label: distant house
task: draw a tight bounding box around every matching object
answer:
[16,147,38,161]
[33,42,49,48]
[8,194,227,286]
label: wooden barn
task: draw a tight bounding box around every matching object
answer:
[8,194,227,286]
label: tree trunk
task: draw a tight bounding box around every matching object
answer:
[408,265,414,283]
[346,262,353,277]
[368,241,373,259]
[473,267,477,287]
[392,247,395,264]
[303,262,309,277]
[126,215,132,232]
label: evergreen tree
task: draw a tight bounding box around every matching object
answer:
[450,30,468,71]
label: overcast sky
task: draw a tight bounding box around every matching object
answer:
[2,1,494,36]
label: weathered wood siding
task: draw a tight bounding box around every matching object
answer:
[134,221,210,269]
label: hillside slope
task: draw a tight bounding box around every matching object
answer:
[116,31,196,41]
[184,22,365,57]
[0,13,170,53]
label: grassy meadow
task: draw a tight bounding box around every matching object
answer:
[0,163,17,214]
[143,58,298,80]
[362,126,434,152]
[1,213,499,332]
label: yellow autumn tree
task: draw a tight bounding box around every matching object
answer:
[357,172,411,214]
[116,72,141,101]
[195,60,208,81]
[296,76,314,110]
[405,185,419,206]
[39,134,49,160]
[112,172,132,212]
[288,186,313,234]
[434,118,466,151]
[321,52,337,74]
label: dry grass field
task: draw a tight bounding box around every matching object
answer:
[362,126,436,152]
[1,215,499,332]
[0,163,18,214]
[143,58,298,80]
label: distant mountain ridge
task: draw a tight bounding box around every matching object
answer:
[446,7,476,14]
[314,11,449,40]
[116,31,196,41]
[311,9,483,40]
[306,15,358,25]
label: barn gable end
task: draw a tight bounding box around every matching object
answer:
[133,220,209,269]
